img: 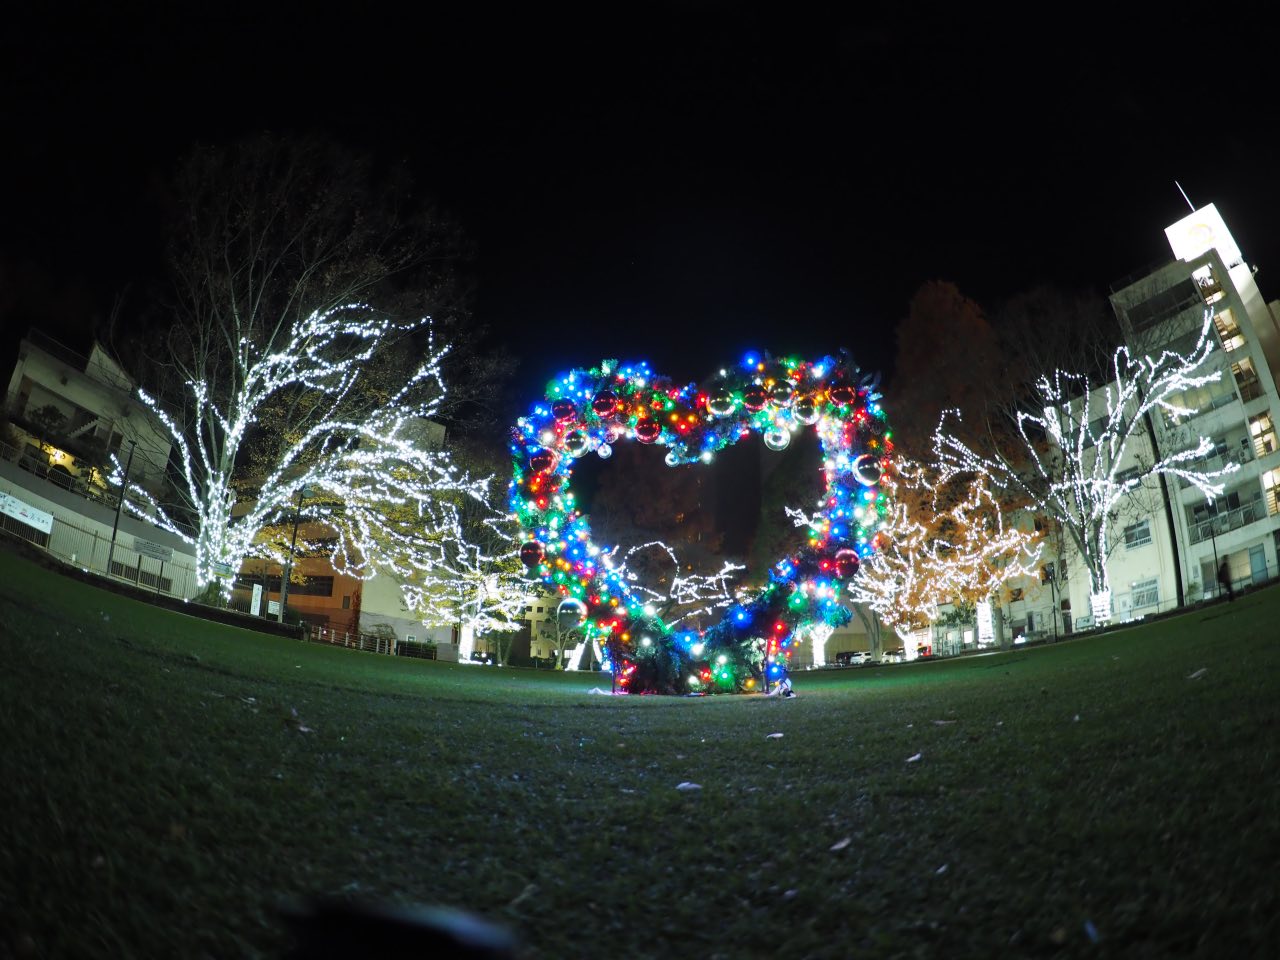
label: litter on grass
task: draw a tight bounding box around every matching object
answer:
[829,837,851,852]
[766,732,784,739]
[1187,667,1208,680]
[675,782,702,792]
[906,752,923,763]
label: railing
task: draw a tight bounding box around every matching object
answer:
[1166,388,1239,427]
[1,437,197,540]
[1177,445,1253,487]
[1237,378,1264,403]
[306,624,397,656]
[1110,258,1179,294]
[0,501,198,598]
[1188,499,1269,544]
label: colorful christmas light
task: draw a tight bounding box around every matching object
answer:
[509,350,892,694]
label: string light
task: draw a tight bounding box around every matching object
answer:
[117,305,501,612]
[510,350,891,693]
[930,311,1237,623]
[847,456,1041,631]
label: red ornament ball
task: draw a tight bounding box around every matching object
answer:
[634,419,661,443]
[829,384,858,406]
[520,541,545,567]
[834,549,860,579]
[742,386,769,411]
[592,391,620,417]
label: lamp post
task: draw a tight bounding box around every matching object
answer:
[1208,511,1221,599]
[278,486,306,623]
[105,439,136,580]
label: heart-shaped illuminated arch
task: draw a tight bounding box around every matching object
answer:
[509,351,892,694]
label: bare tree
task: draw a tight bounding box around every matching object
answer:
[109,135,506,588]
[934,312,1237,622]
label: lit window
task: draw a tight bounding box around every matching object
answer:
[1123,520,1152,549]
[1131,578,1159,609]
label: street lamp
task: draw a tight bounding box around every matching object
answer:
[278,485,306,623]
[105,439,137,580]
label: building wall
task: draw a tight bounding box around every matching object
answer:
[1079,204,1280,621]
[359,572,453,646]
[0,456,200,597]
[5,334,173,493]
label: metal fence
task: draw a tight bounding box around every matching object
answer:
[303,624,409,660]
[0,490,199,600]
[1188,499,1272,544]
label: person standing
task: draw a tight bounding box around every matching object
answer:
[1217,558,1235,602]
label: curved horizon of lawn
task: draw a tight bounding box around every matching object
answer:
[2,545,1277,958]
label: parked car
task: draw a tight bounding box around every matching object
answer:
[834,650,872,667]
[882,648,905,664]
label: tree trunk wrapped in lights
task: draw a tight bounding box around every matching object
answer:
[106,135,508,598]
[124,306,495,592]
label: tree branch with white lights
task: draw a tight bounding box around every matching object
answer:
[398,501,529,663]
[607,540,745,627]
[123,305,494,591]
[844,456,1041,635]
[932,311,1237,623]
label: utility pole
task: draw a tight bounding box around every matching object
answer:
[278,486,306,623]
[105,440,136,580]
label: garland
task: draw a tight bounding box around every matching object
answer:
[509,351,891,693]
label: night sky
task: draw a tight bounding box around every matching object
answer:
[3,6,1278,399]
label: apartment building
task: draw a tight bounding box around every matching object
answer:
[1104,203,1280,611]
[3,330,173,496]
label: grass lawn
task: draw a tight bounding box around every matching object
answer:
[1,546,1277,958]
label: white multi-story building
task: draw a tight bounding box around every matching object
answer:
[926,204,1280,650]
[1102,204,1280,612]
[3,330,173,494]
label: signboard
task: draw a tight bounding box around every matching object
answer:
[132,537,173,562]
[0,490,54,535]
[211,560,235,578]
[1165,203,1244,268]
[267,600,281,616]
[251,583,263,617]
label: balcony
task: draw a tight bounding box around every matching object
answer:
[1237,378,1265,403]
[1188,498,1269,544]
[1177,444,1253,488]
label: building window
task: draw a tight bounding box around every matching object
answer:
[1164,382,1236,423]
[1123,520,1152,549]
[1264,467,1280,517]
[1232,357,1263,402]
[1115,466,1142,485]
[1213,309,1246,352]
[1131,578,1159,609]
[1249,411,1276,458]
[342,595,351,610]
[1082,414,1127,450]
[406,634,415,643]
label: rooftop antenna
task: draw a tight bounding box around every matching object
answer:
[1174,181,1196,213]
